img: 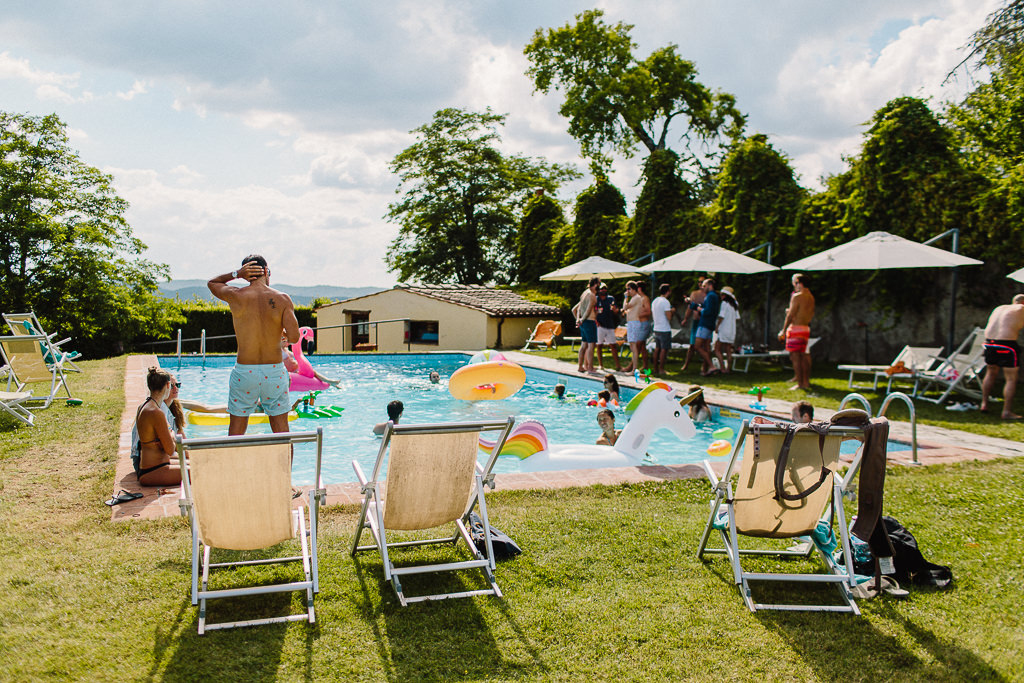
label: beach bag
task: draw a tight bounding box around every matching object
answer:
[468,512,522,561]
[852,516,953,588]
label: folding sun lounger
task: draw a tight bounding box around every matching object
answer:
[177,429,325,634]
[522,320,561,350]
[912,327,986,405]
[351,417,515,606]
[697,414,874,614]
[0,334,74,409]
[837,345,943,391]
[0,390,35,426]
[3,312,82,372]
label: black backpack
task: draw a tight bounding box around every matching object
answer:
[853,516,953,588]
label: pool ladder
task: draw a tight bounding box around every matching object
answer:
[838,391,918,464]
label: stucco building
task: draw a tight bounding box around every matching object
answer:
[315,284,561,353]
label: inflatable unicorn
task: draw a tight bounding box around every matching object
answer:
[479,382,698,472]
[289,327,331,392]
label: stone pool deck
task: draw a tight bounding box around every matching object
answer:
[110,352,1023,522]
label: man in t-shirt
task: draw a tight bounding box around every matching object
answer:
[651,283,675,376]
[694,277,721,376]
[594,284,623,371]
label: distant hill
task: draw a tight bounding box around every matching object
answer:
[158,279,385,307]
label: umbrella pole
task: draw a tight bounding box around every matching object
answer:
[924,229,961,354]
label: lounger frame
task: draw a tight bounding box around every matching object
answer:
[697,420,867,614]
[3,312,82,372]
[0,334,73,408]
[351,418,514,606]
[177,429,325,634]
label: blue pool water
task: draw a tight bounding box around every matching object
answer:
[159,354,886,485]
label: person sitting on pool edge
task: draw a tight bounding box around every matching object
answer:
[792,400,814,423]
[372,400,404,435]
[135,367,183,486]
[595,409,621,446]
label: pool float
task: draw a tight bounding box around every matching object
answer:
[469,349,507,364]
[449,360,526,401]
[296,404,344,419]
[478,382,698,472]
[706,440,732,457]
[289,327,330,392]
[712,427,734,441]
[748,385,770,411]
[633,368,653,384]
[187,410,297,426]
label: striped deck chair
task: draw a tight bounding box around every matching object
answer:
[351,418,515,606]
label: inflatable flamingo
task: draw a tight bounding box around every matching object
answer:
[479,382,698,472]
[289,327,330,392]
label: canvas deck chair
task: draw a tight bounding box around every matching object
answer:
[522,320,561,350]
[351,417,515,606]
[912,327,986,405]
[697,417,868,614]
[3,312,82,372]
[177,429,325,635]
[837,345,943,391]
[0,335,73,409]
[0,390,35,426]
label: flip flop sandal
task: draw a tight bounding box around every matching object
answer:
[880,576,910,599]
[105,490,143,506]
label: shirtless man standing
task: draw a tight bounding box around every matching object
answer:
[779,273,815,391]
[980,294,1024,419]
[209,255,300,435]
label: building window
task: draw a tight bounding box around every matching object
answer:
[350,312,370,346]
[408,320,439,345]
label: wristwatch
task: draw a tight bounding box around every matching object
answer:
[231,270,238,279]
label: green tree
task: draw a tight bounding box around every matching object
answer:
[629,149,699,261]
[515,189,568,284]
[706,134,805,262]
[524,9,745,175]
[0,112,180,357]
[567,176,628,265]
[385,108,579,284]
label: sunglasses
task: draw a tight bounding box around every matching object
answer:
[172,382,181,388]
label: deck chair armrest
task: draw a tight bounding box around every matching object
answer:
[475,461,496,489]
[352,460,372,491]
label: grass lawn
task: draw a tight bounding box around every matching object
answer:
[528,346,1024,442]
[1,356,1022,680]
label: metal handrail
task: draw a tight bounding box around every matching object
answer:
[838,391,918,465]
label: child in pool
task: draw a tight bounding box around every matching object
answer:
[552,383,567,400]
[687,385,712,422]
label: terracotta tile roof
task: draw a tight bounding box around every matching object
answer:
[399,284,561,317]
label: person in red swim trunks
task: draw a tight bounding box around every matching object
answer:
[778,273,815,391]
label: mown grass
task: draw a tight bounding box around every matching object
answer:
[1,357,1022,681]
[528,346,1024,441]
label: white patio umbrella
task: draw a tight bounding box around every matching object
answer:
[639,243,779,274]
[539,256,645,281]
[1007,267,1024,284]
[781,230,983,356]
[782,231,982,270]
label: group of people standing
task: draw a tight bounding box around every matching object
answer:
[572,275,745,378]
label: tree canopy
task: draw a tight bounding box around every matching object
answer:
[0,112,180,357]
[385,108,579,284]
[524,9,745,175]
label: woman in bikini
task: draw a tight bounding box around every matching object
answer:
[136,367,182,486]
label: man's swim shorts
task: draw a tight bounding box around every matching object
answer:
[984,339,1020,368]
[229,363,290,416]
[579,319,598,344]
[785,324,810,353]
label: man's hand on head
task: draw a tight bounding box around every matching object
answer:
[239,262,264,282]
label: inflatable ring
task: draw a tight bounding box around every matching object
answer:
[706,439,732,457]
[186,410,298,426]
[712,427,734,441]
[449,360,526,401]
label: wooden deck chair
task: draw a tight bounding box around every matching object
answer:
[0,335,73,409]
[697,417,868,613]
[0,390,35,426]
[912,327,986,404]
[522,320,561,350]
[177,429,325,634]
[837,345,943,390]
[351,417,515,606]
[3,312,82,372]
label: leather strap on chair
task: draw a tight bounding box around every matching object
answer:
[754,420,832,501]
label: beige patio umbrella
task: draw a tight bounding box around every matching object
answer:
[540,256,645,281]
[781,230,983,355]
[639,243,779,275]
[1007,267,1024,284]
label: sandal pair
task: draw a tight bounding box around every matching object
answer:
[851,575,909,600]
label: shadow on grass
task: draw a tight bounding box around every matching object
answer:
[351,554,546,681]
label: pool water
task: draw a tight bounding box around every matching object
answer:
[160,354,878,485]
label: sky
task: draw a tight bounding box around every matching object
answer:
[0,0,1001,287]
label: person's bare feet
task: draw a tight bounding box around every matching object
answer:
[1002,412,1023,420]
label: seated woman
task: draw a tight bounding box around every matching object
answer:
[687,384,712,423]
[135,367,182,486]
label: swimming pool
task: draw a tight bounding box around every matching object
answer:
[160,354,877,485]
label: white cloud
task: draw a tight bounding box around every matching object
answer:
[116,79,149,100]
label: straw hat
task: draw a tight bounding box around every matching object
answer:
[721,286,736,297]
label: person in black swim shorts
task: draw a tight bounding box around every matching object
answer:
[981,294,1024,419]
